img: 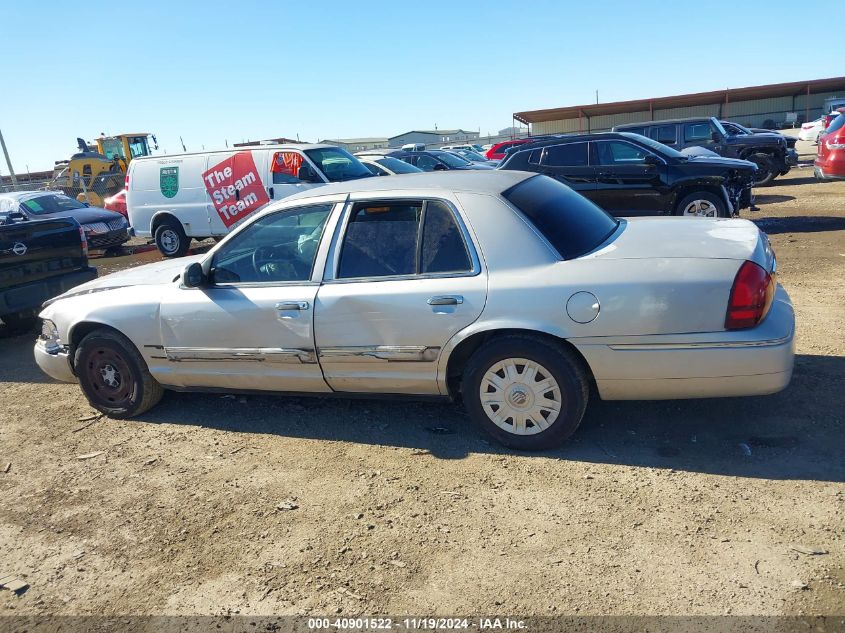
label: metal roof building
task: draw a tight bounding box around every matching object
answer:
[319,137,389,152]
[514,76,845,134]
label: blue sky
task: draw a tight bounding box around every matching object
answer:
[1,0,840,172]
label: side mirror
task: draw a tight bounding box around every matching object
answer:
[433,163,448,171]
[643,154,661,166]
[7,211,27,222]
[182,262,205,288]
[711,131,722,142]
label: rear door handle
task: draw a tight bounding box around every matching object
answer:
[427,295,463,306]
[275,301,309,311]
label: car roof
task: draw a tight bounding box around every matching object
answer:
[615,117,714,127]
[281,171,533,202]
[131,143,340,162]
[508,132,633,151]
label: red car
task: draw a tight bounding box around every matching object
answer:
[815,111,845,180]
[821,107,845,131]
[486,139,532,161]
[103,189,127,218]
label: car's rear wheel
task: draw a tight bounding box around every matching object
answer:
[675,191,727,218]
[154,219,190,258]
[748,153,776,186]
[462,335,589,450]
[74,329,164,418]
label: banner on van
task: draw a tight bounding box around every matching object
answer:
[202,151,269,229]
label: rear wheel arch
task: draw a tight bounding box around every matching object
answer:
[150,211,181,235]
[444,328,593,400]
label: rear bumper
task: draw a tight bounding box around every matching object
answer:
[814,154,845,179]
[0,267,97,318]
[573,285,795,401]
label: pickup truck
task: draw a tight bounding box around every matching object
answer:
[1,214,97,333]
[613,116,798,185]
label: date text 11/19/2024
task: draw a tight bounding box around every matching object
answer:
[307,617,527,630]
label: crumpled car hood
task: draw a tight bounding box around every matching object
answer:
[47,254,203,304]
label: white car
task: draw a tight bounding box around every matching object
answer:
[799,117,826,142]
[34,172,794,450]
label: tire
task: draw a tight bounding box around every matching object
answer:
[1,312,37,334]
[748,153,776,186]
[462,334,589,450]
[674,191,728,218]
[154,219,190,258]
[73,329,164,418]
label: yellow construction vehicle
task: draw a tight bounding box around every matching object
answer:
[47,134,156,206]
[94,133,157,168]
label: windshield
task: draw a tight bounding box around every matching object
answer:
[433,151,471,168]
[503,176,619,260]
[19,194,86,215]
[304,147,373,182]
[617,132,686,160]
[457,149,487,162]
[376,157,422,173]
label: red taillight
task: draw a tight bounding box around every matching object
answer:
[725,261,774,330]
[78,225,89,258]
[125,173,130,189]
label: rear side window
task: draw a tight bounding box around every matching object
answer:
[337,200,472,278]
[651,125,677,145]
[541,143,588,167]
[684,123,713,142]
[826,113,845,134]
[502,176,618,259]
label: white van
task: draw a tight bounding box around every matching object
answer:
[126,144,373,257]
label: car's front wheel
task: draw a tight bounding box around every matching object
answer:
[462,335,589,450]
[74,329,164,418]
[675,191,728,218]
[748,154,776,186]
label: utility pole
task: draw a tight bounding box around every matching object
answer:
[596,90,599,104]
[0,128,18,187]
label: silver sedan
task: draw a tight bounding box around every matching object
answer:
[34,171,794,450]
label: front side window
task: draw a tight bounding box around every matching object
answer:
[211,204,332,284]
[433,151,470,168]
[541,143,588,167]
[337,200,472,279]
[415,155,439,171]
[684,122,713,142]
[594,141,649,165]
[363,162,388,176]
[376,157,421,174]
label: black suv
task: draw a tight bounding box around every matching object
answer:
[498,132,757,218]
[613,117,797,185]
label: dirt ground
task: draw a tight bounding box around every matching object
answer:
[1,154,843,617]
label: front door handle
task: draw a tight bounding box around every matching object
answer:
[275,301,310,311]
[427,295,463,306]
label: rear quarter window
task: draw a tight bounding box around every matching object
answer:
[502,176,619,259]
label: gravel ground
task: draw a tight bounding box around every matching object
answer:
[0,163,843,617]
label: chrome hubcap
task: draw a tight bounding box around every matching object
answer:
[100,363,120,388]
[480,358,562,436]
[161,229,178,252]
[682,199,717,217]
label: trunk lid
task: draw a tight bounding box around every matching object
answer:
[588,217,770,268]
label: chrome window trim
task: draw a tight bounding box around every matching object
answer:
[203,201,344,289]
[322,196,482,284]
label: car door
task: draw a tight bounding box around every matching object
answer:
[314,197,486,395]
[266,150,325,203]
[158,202,338,392]
[590,139,669,216]
[534,142,597,199]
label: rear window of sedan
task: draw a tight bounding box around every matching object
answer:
[502,176,619,259]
